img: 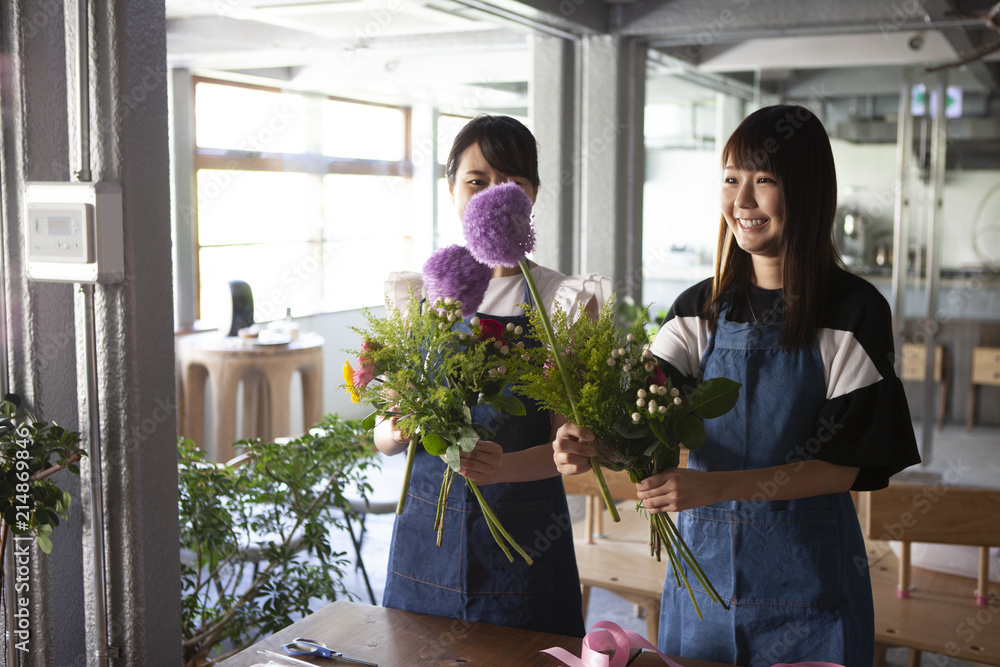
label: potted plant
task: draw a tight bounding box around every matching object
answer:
[0,393,86,659]
[179,415,378,666]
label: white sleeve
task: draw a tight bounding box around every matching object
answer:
[649,315,710,379]
[385,272,424,312]
[551,273,613,321]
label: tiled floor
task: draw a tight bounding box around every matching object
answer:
[328,421,1000,666]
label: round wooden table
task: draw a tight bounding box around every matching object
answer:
[176,331,324,462]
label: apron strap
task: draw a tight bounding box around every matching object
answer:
[521,274,535,314]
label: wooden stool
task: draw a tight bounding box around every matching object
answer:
[968,346,1000,432]
[177,331,324,462]
[863,482,1000,666]
[900,343,947,430]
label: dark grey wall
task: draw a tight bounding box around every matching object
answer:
[1,0,181,664]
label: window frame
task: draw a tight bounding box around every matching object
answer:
[189,75,413,321]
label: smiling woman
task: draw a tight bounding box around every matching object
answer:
[613,105,921,667]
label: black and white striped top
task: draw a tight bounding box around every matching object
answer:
[650,268,921,491]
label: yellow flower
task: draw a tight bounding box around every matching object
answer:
[343,360,360,403]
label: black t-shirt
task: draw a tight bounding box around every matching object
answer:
[650,268,921,490]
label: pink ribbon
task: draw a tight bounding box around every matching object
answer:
[541,621,846,667]
[541,621,681,667]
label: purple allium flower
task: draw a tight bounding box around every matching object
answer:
[422,245,492,317]
[462,181,535,268]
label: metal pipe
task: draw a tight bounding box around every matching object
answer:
[81,284,108,667]
[76,0,91,182]
[645,18,982,46]
[921,72,948,465]
[890,67,913,375]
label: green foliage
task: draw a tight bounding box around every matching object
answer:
[511,296,741,481]
[614,295,667,338]
[179,415,377,666]
[346,293,524,470]
[0,396,85,555]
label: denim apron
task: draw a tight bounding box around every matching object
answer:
[382,280,585,638]
[659,302,873,667]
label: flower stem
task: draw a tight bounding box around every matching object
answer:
[659,511,727,607]
[517,259,620,523]
[658,518,703,620]
[435,467,457,547]
[397,435,418,515]
[467,479,533,564]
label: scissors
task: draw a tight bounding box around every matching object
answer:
[280,637,378,666]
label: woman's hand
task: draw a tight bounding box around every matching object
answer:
[386,411,411,444]
[459,440,503,485]
[551,422,597,475]
[635,467,719,513]
[373,404,411,456]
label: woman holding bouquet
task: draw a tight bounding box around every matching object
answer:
[553,105,920,665]
[375,114,608,637]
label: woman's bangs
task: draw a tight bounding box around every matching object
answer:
[479,133,532,182]
[723,132,779,176]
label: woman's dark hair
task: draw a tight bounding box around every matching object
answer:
[445,115,540,189]
[705,104,841,348]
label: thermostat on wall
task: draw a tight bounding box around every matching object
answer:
[24,181,124,284]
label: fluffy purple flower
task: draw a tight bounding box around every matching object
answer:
[422,245,492,317]
[462,181,535,268]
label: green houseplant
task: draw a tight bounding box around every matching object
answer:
[179,415,377,666]
[0,394,85,579]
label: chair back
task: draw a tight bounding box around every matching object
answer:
[863,481,1000,605]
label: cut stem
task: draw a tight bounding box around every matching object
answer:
[518,259,620,523]
[468,479,533,565]
[397,435,418,515]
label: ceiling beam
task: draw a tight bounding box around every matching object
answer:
[918,0,1000,90]
[616,0,958,41]
[427,0,609,38]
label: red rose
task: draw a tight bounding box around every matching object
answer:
[478,319,507,346]
[646,365,668,389]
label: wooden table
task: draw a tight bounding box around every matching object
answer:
[217,600,736,667]
[867,539,1000,666]
[176,331,323,461]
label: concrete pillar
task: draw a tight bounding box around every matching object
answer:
[410,104,438,259]
[578,35,646,301]
[1,0,181,664]
[171,68,197,329]
[715,93,745,165]
[530,36,577,275]
[0,2,86,665]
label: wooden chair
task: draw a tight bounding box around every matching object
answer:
[861,481,1000,666]
[968,346,1000,432]
[563,468,670,645]
[900,343,947,430]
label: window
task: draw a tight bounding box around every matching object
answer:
[192,78,412,322]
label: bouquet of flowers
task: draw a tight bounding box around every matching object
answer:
[344,244,533,564]
[510,296,741,618]
[461,181,622,522]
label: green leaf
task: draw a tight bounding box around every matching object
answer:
[457,426,479,451]
[361,411,377,432]
[612,416,651,440]
[444,444,462,472]
[649,419,673,447]
[421,432,448,456]
[690,378,742,419]
[37,534,52,554]
[676,415,706,450]
[489,393,525,417]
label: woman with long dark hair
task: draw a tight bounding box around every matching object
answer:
[375,114,607,637]
[554,105,920,665]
